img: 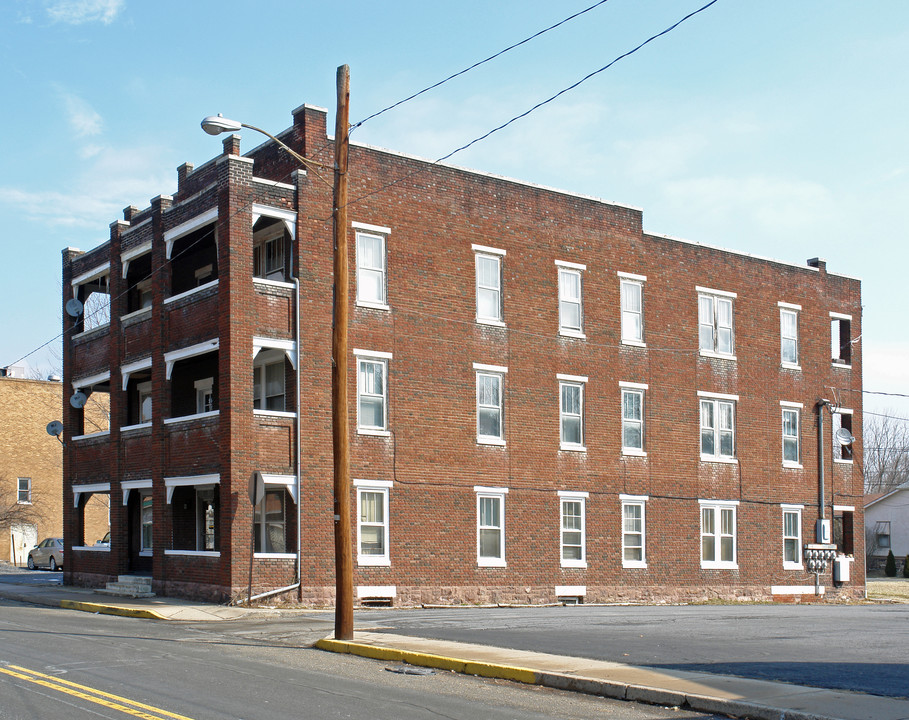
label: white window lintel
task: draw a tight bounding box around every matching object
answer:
[696,286,737,299]
[352,221,391,235]
[472,244,506,256]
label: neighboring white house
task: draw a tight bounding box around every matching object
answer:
[865,483,909,560]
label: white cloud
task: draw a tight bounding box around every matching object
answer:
[61,92,103,137]
[46,0,123,25]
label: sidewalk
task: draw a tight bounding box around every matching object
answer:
[1,576,907,720]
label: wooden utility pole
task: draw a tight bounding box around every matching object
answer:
[331,64,353,640]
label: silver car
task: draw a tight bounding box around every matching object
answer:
[27,537,64,571]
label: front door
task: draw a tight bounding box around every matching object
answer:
[127,490,153,573]
[10,523,37,566]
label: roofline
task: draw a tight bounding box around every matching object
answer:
[865,483,909,508]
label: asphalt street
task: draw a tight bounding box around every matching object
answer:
[361,604,909,698]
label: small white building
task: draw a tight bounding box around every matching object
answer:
[865,483,909,561]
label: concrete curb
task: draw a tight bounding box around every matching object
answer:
[58,599,166,620]
[316,637,846,720]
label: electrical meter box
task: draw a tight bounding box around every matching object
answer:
[815,519,831,544]
[833,555,853,582]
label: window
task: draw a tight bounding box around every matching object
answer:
[699,393,737,461]
[473,246,505,325]
[355,480,391,566]
[140,491,153,553]
[137,381,153,424]
[254,489,287,553]
[559,492,587,567]
[355,350,391,434]
[558,376,587,450]
[830,313,852,365]
[781,402,802,466]
[557,262,585,336]
[782,506,803,568]
[779,304,800,366]
[700,501,737,568]
[356,227,388,308]
[876,521,891,550]
[832,409,854,462]
[475,486,507,566]
[621,384,647,454]
[619,273,646,345]
[697,288,736,357]
[253,222,287,282]
[621,496,647,568]
[253,351,286,412]
[196,487,217,551]
[17,477,31,504]
[474,364,506,444]
[195,377,214,414]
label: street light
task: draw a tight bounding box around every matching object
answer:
[201,65,353,640]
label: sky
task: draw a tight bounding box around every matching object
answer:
[1,0,907,423]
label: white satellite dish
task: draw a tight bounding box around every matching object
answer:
[65,298,84,318]
[835,427,855,446]
[70,391,88,409]
[46,420,64,437]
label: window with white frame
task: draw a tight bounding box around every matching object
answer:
[832,408,854,462]
[17,477,31,504]
[621,496,647,568]
[254,489,286,553]
[700,501,737,568]
[355,350,391,434]
[558,375,586,450]
[619,273,646,345]
[830,312,852,365]
[475,364,506,444]
[779,304,800,366]
[782,505,802,568]
[697,288,736,357]
[473,246,504,325]
[253,350,286,412]
[137,381,153,424]
[253,221,287,282]
[699,393,737,461]
[621,384,647,454]
[140,490,153,553]
[557,262,585,336]
[355,480,391,566]
[195,377,214,414]
[559,492,587,567]
[475,487,507,566]
[355,226,388,308]
[781,402,801,466]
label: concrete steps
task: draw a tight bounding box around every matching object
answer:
[95,575,156,599]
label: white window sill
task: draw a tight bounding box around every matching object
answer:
[121,422,152,433]
[72,545,110,552]
[622,448,647,457]
[357,556,391,567]
[700,455,738,464]
[831,362,852,370]
[699,350,736,361]
[833,458,854,465]
[253,277,295,290]
[559,329,586,339]
[16,501,32,506]
[72,322,111,340]
[476,318,506,328]
[621,339,646,348]
[253,410,297,418]
[560,560,587,569]
[782,461,803,469]
[701,562,738,570]
[783,562,804,571]
[780,363,801,371]
[72,430,111,441]
[356,300,390,311]
[164,410,220,425]
[140,550,153,557]
[477,437,506,447]
[623,561,648,569]
[358,428,391,437]
[164,550,221,558]
[478,558,507,568]
[164,279,219,305]
[560,444,587,452]
[254,553,296,560]
[120,307,152,322]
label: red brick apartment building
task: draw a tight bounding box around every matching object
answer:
[62,103,863,604]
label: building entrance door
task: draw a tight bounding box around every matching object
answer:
[127,490,152,573]
[10,523,37,566]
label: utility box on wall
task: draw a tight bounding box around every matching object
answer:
[834,555,853,582]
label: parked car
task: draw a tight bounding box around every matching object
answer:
[95,531,110,547]
[27,538,64,571]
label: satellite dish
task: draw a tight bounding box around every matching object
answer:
[70,391,88,409]
[46,420,64,437]
[835,427,855,446]
[65,298,84,318]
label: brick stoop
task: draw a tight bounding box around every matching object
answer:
[95,575,156,599]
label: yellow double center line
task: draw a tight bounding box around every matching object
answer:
[0,664,195,720]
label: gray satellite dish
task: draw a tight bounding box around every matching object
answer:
[70,391,88,409]
[835,427,855,446]
[65,298,84,318]
[46,420,64,437]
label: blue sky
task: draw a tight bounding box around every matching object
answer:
[1,0,907,419]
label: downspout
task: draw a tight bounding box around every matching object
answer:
[817,399,827,528]
[295,276,302,596]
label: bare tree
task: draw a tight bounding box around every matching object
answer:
[864,411,909,493]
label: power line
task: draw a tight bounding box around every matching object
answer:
[350,0,613,132]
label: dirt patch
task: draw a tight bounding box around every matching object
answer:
[867,580,909,602]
